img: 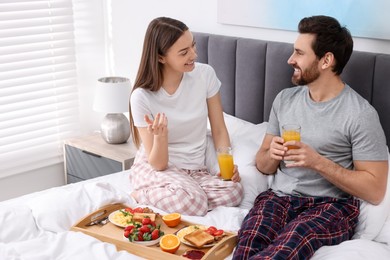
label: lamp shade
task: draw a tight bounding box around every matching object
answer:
[93,77,131,113]
[93,76,131,144]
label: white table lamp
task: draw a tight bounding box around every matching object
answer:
[93,77,131,144]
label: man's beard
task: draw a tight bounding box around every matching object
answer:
[291,60,320,86]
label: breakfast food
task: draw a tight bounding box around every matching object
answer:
[184,229,215,248]
[204,226,226,241]
[162,212,181,227]
[177,225,206,236]
[109,207,156,228]
[176,225,227,248]
[132,212,156,222]
[110,210,133,227]
[160,234,181,254]
[182,249,205,259]
[123,217,164,242]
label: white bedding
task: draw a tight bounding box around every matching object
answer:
[1,114,390,260]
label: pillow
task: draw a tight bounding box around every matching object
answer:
[26,182,135,232]
[353,151,390,240]
[0,205,42,243]
[205,113,269,209]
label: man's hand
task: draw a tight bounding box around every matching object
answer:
[269,136,288,161]
[283,141,321,169]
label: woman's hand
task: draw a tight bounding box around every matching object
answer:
[217,164,241,182]
[144,112,168,137]
[140,112,169,170]
[231,164,241,182]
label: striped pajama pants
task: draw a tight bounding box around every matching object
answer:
[129,149,244,216]
[233,189,360,260]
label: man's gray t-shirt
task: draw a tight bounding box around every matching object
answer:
[267,84,388,198]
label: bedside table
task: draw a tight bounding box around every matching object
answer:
[63,133,137,184]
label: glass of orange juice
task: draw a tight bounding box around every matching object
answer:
[282,124,301,164]
[217,147,234,180]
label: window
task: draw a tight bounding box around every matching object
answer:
[0,0,80,178]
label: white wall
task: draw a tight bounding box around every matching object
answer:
[2,0,389,202]
[0,164,64,202]
[110,0,390,84]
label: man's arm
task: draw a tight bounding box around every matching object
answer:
[316,158,388,205]
[285,141,388,205]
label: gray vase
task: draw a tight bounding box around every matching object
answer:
[100,113,130,144]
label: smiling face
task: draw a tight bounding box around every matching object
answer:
[288,33,321,86]
[159,30,197,73]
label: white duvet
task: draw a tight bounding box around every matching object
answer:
[1,114,389,260]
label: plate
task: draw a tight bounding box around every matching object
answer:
[176,225,216,248]
[123,235,161,246]
[108,209,133,228]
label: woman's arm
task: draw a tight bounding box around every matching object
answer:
[207,92,241,182]
[207,92,230,149]
[137,113,169,171]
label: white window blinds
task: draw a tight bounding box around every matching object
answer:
[0,0,80,178]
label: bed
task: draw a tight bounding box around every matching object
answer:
[1,32,390,259]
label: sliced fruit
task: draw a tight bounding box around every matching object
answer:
[159,234,180,254]
[162,213,181,227]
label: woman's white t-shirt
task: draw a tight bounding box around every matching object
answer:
[130,63,221,170]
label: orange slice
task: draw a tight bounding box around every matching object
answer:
[162,213,181,227]
[159,234,180,254]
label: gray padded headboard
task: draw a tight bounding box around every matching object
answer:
[193,32,390,145]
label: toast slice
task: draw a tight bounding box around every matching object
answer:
[184,229,215,248]
[132,212,156,222]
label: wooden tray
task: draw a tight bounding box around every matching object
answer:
[71,203,237,260]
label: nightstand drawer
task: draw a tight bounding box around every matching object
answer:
[63,133,137,184]
[65,144,122,181]
[67,173,85,184]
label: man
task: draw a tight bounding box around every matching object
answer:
[233,15,388,259]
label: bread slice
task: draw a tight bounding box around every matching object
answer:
[184,229,215,248]
[132,213,156,222]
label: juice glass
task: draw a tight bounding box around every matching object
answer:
[282,124,301,164]
[217,147,234,180]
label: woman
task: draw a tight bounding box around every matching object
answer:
[129,17,243,216]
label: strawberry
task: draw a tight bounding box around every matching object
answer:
[207,226,217,233]
[124,225,134,232]
[142,217,152,225]
[213,229,224,236]
[139,225,151,233]
[133,207,143,213]
[151,229,159,240]
[205,229,214,235]
[125,207,134,214]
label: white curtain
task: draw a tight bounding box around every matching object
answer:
[0,0,80,178]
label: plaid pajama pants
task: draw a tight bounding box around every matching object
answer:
[129,149,243,216]
[233,189,360,260]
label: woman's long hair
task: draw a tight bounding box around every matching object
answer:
[129,17,188,148]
